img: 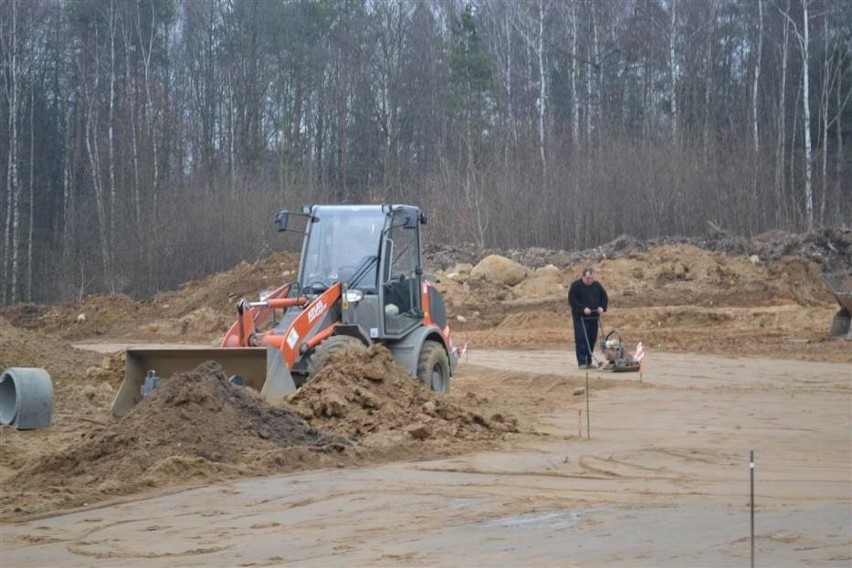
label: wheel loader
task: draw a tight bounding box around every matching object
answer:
[110,204,461,418]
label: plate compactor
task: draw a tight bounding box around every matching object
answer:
[598,330,642,372]
[581,317,642,372]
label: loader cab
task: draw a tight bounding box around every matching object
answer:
[299,205,384,292]
[296,204,425,341]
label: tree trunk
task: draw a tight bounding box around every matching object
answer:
[837,43,844,224]
[703,1,716,163]
[123,3,141,228]
[7,0,20,304]
[669,0,678,143]
[752,0,763,153]
[790,81,800,226]
[62,106,72,262]
[504,7,516,148]
[802,0,813,231]
[591,4,600,146]
[229,71,236,195]
[775,0,790,224]
[26,85,34,301]
[108,0,116,270]
[818,7,830,226]
[64,17,87,270]
[138,0,159,218]
[584,4,591,143]
[85,24,112,292]
[570,0,579,148]
[536,0,546,173]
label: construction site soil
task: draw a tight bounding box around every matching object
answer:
[0,231,850,522]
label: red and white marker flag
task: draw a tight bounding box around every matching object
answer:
[634,342,645,362]
[453,342,468,359]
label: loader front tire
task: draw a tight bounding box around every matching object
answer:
[417,340,449,393]
[307,335,367,380]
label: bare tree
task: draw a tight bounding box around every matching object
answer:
[703,0,717,163]
[836,31,845,224]
[570,0,579,148]
[26,80,33,301]
[669,0,678,143]
[2,0,21,303]
[107,0,116,270]
[779,0,814,230]
[515,0,551,171]
[137,0,159,219]
[83,19,113,291]
[590,2,600,145]
[775,0,791,223]
[801,0,813,231]
[122,2,141,227]
[753,0,763,153]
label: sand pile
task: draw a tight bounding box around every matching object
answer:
[0,252,301,341]
[0,294,142,338]
[288,345,517,444]
[0,318,105,385]
[150,252,300,319]
[2,361,346,517]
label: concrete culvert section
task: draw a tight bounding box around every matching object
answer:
[0,367,54,430]
[0,371,16,424]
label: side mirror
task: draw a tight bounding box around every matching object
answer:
[274,210,290,232]
[403,210,418,229]
[420,211,427,225]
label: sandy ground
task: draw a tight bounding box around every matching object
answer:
[1,241,850,566]
[2,349,849,567]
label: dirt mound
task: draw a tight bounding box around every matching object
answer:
[2,362,345,516]
[433,244,835,333]
[0,252,300,341]
[0,315,123,423]
[0,318,108,385]
[597,247,833,308]
[150,252,300,319]
[288,345,517,445]
[0,295,143,338]
[471,255,528,286]
[426,229,852,273]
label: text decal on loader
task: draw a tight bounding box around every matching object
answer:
[308,299,328,323]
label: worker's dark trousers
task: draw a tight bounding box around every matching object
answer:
[573,316,599,366]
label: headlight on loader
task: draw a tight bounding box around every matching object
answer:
[345,289,364,303]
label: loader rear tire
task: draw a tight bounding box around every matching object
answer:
[417,340,449,393]
[307,335,367,380]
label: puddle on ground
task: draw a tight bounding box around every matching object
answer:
[480,510,582,530]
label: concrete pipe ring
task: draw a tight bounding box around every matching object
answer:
[0,367,54,430]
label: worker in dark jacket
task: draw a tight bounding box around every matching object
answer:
[568,267,608,369]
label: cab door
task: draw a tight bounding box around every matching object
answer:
[381,207,423,337]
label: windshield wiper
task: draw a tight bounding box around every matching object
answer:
[348,255,378,288]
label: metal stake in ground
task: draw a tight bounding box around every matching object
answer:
[585,370,591,439]
[750,450,755,568]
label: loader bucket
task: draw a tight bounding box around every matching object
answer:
[822,273,852,339]
[109,347,296,419]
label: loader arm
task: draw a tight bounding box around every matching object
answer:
[253,282,343,368]
[110,283,344,419]
[221,283,292,347]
